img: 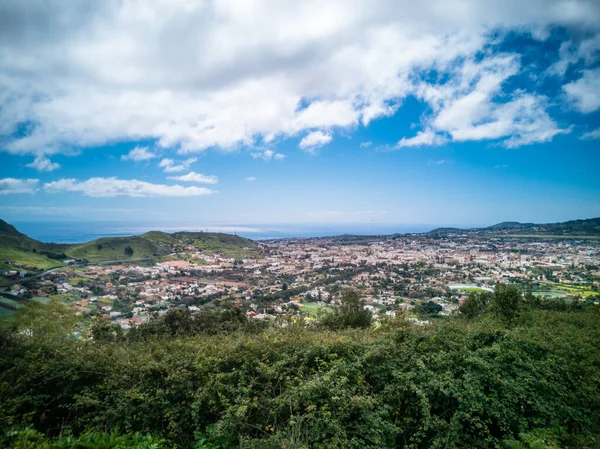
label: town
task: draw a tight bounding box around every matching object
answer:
[3,229,599,330]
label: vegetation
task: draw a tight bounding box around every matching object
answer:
[299,302,333,316]
[320,289,372,329]
[0,219,261,271]
[431,217,600,239]
[3,287,598,448]
[65,236,163,262]
[171,231,260,259]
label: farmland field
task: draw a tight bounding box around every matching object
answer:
[300,302,334,315]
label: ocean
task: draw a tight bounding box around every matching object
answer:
[11,221,444,244]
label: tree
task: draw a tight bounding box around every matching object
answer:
[321,289,372,329]
[459,291,492,319]
[493,283,522,322]
[12,300,80,338]
[415,300,443,316]
[124,245,134,257]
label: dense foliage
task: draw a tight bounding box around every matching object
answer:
[1,292,599,448]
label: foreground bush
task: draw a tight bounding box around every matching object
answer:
[1,303,599,448]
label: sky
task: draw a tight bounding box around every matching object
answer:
[0,0,599,231]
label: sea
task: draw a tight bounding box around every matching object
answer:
[11,221,451,244]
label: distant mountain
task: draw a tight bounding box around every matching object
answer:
[486,218,600,236]
[0,219,260,271]
[429,217,600,237]
[485,222,535,230]
[429,227,464,234]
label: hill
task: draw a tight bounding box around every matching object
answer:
[65,235,169,262]
[0,219,60,271]
[0,220,26,238]
[487,217,600,237]
[171,231,260,258]
[426,217,600,238]
[485,221,535,230]
[0,219,261,271]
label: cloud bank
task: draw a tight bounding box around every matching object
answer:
[1,0,598,159]
[44,177,215,197]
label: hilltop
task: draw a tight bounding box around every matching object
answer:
[0,219,260,271]
[428,217,600,238]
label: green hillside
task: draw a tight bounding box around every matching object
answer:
[428,217,600,238]
[488,217,600,237]
[141,231,179,245]
[65,236,169,262]
[0,220,26,237]
[486,221,535,230]
[0,219,261,270]
[171,231,260,258]
[0,219,58,271]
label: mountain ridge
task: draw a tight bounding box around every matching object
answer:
[0,219,259,271]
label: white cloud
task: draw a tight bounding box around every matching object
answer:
[26,156,60,172]
[251,149,286,161]
[0,178,39,195]
[579,128,600,140]
[1,1,597,158]
[494,164,509,169]
[245,177,256,182]
[564,69,600,113]
[299,131,332,151]
[121,146,156,161]
[43,177,214,197]
[412,56,571,147]
[548,35,600,77]
[167,171,218,184]
[398,130,447,148]
[428,158,446,165]
[158,157,197,173]
[360,141,372,148]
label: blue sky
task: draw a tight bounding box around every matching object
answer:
[1,0,599,230]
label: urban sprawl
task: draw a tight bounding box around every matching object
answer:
[4,232,599,329]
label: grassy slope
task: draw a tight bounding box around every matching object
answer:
[0,247,60,271]
[0,219,260,268]
[65,236,166,262]
[171,232,260,258]
[300,302,334,315]
[0,233,59,271]
[141,231,179,245]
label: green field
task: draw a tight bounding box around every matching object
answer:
[0,247,60,271]
[534,283,598,299]
[300,302,334,315]
[0,297,23,309]
[460,287,491,293]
